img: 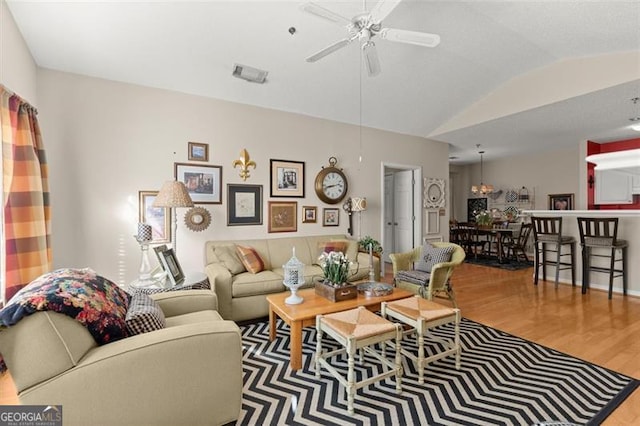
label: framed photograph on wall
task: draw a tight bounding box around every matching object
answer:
[270,159,305,198]
[158,248,185,286]
[227,184,263,226]
[302,206,317,223]
[323,208,340,227]
[268,201,297,233]
[174,162,222,204]
[138,190,170,243]
[549,193,574,210]
[188,142,209,162]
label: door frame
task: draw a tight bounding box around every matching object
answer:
[380,162,423,276]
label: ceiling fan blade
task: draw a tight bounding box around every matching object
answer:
[301,2,352,27]
[362,41,381,77]
[379,28,441,47]
[306,38,353,63]
[370,0,402,24]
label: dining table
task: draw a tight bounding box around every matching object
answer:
[451,224,514,263]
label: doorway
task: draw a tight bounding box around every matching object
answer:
[381,163,423,275]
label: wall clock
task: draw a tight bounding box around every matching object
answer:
[315,157,348,204]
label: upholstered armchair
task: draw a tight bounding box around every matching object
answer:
[389,242,466,307]
[0,289,243,426]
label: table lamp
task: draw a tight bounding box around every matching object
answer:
[152,180,194,256]
[350,197,367,240]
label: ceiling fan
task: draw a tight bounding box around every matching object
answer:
[302,0,440,77]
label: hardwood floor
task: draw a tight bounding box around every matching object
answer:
[1,262,638,424]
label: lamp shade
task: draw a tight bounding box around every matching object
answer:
[153,181,194,208]
[351,197,367,212]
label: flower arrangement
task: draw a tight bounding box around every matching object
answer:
[475,210,493,227]
[358,235,383,254]
[319,251,352,286]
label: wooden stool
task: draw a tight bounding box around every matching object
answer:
[577,217,628,299]
[381,296,461,384]
[315,306,403,415]
[531,216,576,287]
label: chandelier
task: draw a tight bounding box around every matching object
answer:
[471,146,494,195]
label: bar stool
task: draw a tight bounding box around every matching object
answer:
[381,296,461,385]
[315,307,403,415]
[577,217,628,299]
[531,216,576,287]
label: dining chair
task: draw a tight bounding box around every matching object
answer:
[502,223,533,263]
[531,216,576,287]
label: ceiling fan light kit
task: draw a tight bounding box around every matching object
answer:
[302,0,441,76]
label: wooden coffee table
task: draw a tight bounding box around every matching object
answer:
[266,286,414,371]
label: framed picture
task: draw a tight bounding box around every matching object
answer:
[467,197,488,222]
[153,244,168,266]
[323,208,340,227]
[302,206,317,223]
[175,162,222,204]
[227,184,263,226]
[549,193,574,211]
[138,190,170,243]
[270,159,305,198]
[268,201,297,233]
[158,248,185,286]
[188,142,209,162]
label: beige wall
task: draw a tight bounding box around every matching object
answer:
[0,0,37,103]
[36,69,449,284]
[451,145,581,222]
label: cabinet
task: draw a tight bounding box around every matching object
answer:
[595,170,633,204]
[632,175,640,195]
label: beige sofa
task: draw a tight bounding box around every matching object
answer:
[0,290,242,426]
[205,234,380,321]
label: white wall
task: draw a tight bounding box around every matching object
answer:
[0,0,37,103]
[451,145,581,222]
[37,69,450,285]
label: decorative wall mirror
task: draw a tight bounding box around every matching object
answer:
[184,207,211,232]
[423,177,446,209]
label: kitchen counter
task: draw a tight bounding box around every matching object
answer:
[523,210,639,297]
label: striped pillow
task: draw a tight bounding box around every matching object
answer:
[125,293,166,336]
[236,245,265,274]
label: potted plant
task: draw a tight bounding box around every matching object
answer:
[475,210,493,229]
[358,235,383,255]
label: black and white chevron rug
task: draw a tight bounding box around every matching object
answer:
[238,318,638,425]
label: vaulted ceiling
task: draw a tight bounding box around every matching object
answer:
[6,0,640,163]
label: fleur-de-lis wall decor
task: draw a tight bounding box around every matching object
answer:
[232,148,257,181]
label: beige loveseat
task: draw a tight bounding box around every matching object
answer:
[0,290,242,426]
[205,235,380,321]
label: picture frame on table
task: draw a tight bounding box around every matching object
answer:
[188,142,209,162]
[270,159,305,198]
[302,206,317,223]
[323,208,340,227]
[268,201,297,233]
[227,184,263,226]
[138,190,170,243]
[549,193,574,211]
[175,162,222,204]
[158,248,185,286]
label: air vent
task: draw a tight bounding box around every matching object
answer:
[232,64,268,84]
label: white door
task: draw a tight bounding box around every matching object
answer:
[383,174,394,263]
[394,170,415,254]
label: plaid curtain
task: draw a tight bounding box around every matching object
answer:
[1,88,51,304]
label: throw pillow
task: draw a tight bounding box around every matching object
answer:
[214,245,246,275]
[125,293,166,336]
[415,243,455,273]
[0,268,130,344]
[315,241,348,265]
[236,245,265,274]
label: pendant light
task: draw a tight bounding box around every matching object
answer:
[471,145,494,195]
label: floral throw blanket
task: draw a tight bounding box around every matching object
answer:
[0,268,131,374]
